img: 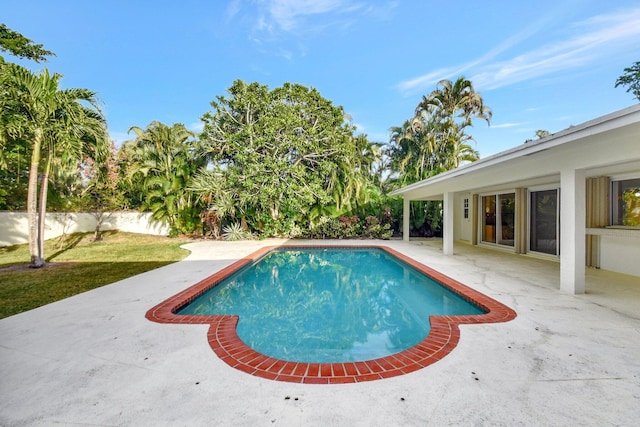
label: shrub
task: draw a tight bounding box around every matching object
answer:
[339,215,361,238]
[304,216,346,239]
[363,215,393,239]
[222,223,254,241]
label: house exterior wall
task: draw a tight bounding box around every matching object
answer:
[459,183,640,278]
[600,236,640,276]
[588,232,640,277]
[598,235,640,277]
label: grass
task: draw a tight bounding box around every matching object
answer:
[0,231,192,319]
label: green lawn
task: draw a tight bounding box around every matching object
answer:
[0,231,192,319]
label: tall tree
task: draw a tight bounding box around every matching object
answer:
[326,134,381,213]
[0,24,55,62]
[198,80,361,236]
[0,64,107,266]
[80,141,126,241]
[124,121,204,235]
[415,76,492,128]
[0,25,53,175]
[387,77,489,237]
[615,61,640,102]
[395,76,489,178]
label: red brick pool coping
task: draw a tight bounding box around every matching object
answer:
[146,245,517,384]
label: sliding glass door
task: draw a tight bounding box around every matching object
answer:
[481,193,515,247]
[498,193,515,246]
[530,189,559,255]
[482,196,496,243]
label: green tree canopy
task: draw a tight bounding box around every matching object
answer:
[0,24,55,63]
[0,63,107,266]
[386,76,490,237]
[615,60,640,102]
[197,80,367,236]
[389,77,489,185]
[122,121,205,235]
[0,25,52,209]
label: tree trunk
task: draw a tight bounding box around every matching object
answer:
[27,131,44,268]
[92,212,105,241]
[35,152,52,266]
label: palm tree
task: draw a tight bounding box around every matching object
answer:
[402,77,488,177]
[416,76,491,127]
[388,120,418,181]
[1,64,107,267]
[387,77,488,238]
[436,121,479,170]
[125,121,205,234]
[388,118,441,184]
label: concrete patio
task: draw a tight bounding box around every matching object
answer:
[1,239,638,426]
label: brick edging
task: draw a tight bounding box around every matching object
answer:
[146,245,517,383]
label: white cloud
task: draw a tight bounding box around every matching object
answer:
[396,67,462,94]
[267,0,349,31]
[233,0,395,48]
[397,7,640,94]
[491,123,521,129]
[226,0,242,21]
[396,6,558,95]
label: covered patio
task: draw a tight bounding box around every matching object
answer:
[391,105,640,295]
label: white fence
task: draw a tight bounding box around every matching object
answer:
[0,211,169,247]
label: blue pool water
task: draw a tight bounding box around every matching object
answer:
[178,248,485,363]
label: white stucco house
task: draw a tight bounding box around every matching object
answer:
[390,104,640,294]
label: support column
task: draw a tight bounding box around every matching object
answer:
[471,194,478,245]
[402,197,410,242]
[560,168,586,294]
[443,192,454,255]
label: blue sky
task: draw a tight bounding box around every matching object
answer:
[4,0,640,157]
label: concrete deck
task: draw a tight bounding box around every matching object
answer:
[1,239,639,426]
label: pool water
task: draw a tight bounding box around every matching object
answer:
[178,248,485,363]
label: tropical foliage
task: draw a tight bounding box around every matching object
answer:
[79,141,127,241]
[385,76,491,235]
[1,75,491,242]
[120,121,205,235]
[388,77,489,184]
[1,23,494,246]
[0,23,55,63]
[1,29,108,267]
[196,80,381,236]
[615,60,640,102]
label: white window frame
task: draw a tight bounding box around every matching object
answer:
[477,190,516,249]
[610,173,640,228]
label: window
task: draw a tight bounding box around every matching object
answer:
[612,178,640,226]
[463,198,469,219]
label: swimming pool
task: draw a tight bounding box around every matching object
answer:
[146,245,516,383]
[177,247,485,363]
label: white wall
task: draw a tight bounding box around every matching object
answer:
[0,211,169,247]
[600,236,640,277]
